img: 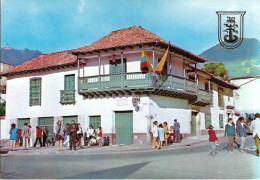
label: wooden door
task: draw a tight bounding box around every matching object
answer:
[115,111,133,145]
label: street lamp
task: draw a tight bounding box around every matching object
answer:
[235,93,240,100]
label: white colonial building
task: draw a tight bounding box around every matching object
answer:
[230,76,260,120]
[1,26,238,145]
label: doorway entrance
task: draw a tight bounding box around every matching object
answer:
[115,111,133,145]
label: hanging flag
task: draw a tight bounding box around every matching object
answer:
[141,49,153,73]
[155,47,169,74]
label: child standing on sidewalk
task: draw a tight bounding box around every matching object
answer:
[208,125,218,157]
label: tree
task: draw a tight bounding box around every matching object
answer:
[202,63,229,80]
[0,102,5,116]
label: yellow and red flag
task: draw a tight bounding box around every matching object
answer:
[155,47,169,74]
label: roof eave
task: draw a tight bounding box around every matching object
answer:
[72,41,207,63]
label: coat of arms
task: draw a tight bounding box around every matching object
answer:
[216,11,246,49]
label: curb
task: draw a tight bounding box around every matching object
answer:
[1,138,211,155]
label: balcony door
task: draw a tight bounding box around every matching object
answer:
[109,59,127,81]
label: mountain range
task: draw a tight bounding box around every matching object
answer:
[199,38,260,78]
[1,44,42,66]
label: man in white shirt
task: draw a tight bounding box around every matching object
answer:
[251,113,260,156]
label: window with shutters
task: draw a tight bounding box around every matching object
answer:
[205,114,211,129]
[89,116,101,130]
[60,75,75,104]
[38,117,54,141]
[218,88,224,107]
[219,114,224,128]
[65,75,75,90]
[30,78,41,106]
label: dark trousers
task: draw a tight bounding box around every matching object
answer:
[69,136,76,150]
[34,138,42,147]
[175,130,181,143]
[43,136,47,146]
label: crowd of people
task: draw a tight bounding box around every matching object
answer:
[208,113,260,157]
[9,120,109,151]
[150,119,182,149]
[8,114,260,156]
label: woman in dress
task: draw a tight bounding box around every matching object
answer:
[158,123,165,149]
[9,123,18,151]
[163,122,169,146]
[150,121,158,148]
[55,120,65,151]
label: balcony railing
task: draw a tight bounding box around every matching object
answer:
[60,90,76,104]
[79,72,197,97]
[198,89,211,102]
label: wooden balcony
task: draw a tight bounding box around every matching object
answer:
[79,72,197,100]
[60,90,76,104]
[191,89,211,106]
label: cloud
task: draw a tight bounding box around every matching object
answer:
[78,0,86,13]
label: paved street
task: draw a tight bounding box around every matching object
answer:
[1,136,259,179]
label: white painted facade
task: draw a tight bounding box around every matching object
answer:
[230,77,260,118]
[2,47,236,144]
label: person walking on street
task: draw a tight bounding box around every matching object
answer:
[225,118,236,153]
[63,123,70,147]
[158,123,165,149]
[42,126,49,147]
[34,126,43,147]
[237,117,248,153]
[28,125,33,148]
[76,123,84,148]
[163,122,169,146]
[234,119,241,149]
[150,121,158,148]
[251,113,260,156]
[9,123,18,151]
[22,122,30,150]
[68,120,78,151]
[174,119,181,143]
[55,120,65,151]
[208,125,218,157]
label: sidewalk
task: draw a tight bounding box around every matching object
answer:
[1,135,213,155]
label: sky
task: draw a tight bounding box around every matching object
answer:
[1,0,260,55]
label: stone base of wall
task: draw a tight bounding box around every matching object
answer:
[103,133,149,145]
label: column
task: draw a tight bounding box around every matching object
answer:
[183,59,186,91]
[121,52,124,88]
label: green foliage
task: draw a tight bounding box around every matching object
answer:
[202,63,229,80]
[0,102,6,116]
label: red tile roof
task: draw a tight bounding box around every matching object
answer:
[1,51,77,76]
[1,26,207,77]
[186,64,239,89]
[73,26,167,53]
[72,26,207,63]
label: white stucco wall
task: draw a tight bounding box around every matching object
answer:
[2,67,152,140]
[148,95,192,134]
[231,77,260,114]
